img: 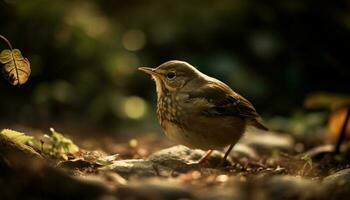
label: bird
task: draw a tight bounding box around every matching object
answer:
[139,60,268,165]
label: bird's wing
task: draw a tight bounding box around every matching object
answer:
[187,81,259,119]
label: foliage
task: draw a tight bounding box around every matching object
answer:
[0,128,34,146]
[0,128,79,160]
[300,154,313,176]
[0,128,118,167]
[40,128,80,160]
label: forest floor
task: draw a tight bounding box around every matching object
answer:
[1,126,350,200]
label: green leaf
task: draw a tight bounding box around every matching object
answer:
[0,129,34,146]
[301,154,313,168]
[48,128,79,157]
[0,129,42,158]
[0,49,31,85]
[0,128,81,161]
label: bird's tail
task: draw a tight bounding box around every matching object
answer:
[250,118,269,131]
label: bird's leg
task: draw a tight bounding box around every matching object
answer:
[197,149,213,164]
[219,144,234,166]
[188,150,213,165]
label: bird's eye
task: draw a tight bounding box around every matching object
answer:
[166,72,176,80]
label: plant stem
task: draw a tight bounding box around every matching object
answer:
[0,34,13,50]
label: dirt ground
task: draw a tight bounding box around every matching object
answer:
[1,126,350,200]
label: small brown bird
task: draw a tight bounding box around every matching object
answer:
[139,60,267,164]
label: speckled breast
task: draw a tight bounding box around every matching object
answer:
[156,92,185,130]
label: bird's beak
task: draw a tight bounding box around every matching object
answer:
[138,67,158,76]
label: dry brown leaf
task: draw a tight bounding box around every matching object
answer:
[328,107,350,142]
[0,49,31,85]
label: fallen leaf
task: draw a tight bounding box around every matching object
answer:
[304,92,350,109]
[328,107,350,142]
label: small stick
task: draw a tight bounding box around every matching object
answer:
[0,34,13,50]
[334,106,350,154]
[197,149,213,164]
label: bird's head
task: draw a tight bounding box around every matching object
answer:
[139,60,200,95]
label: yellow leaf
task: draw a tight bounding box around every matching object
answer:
[0,49,12,63]
[0,49,31,85]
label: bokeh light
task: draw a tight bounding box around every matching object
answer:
[122,96,147,120]
[122,30,146,51]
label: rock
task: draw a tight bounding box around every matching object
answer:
[324,168,350,185]
[255,175,323,200]
[148,145,226,172]
[240,131,294,155]
[106,145,232,178]
[116,179,193,200]
[231,144,258,160]
[323,168,350,199]
[148,145,200,172]
[105,159,163,178]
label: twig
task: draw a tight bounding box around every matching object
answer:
[0,34,13,50]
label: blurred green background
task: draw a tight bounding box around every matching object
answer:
[0,0,349,133]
